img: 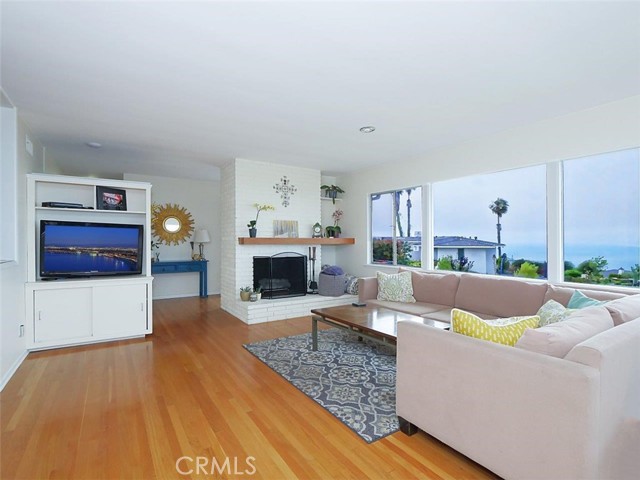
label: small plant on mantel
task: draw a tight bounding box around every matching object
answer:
[321,185,345,204]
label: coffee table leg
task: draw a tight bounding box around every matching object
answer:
[312,316,318,351]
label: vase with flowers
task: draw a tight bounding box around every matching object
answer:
[325,209,343,238]
[247,203,275,237]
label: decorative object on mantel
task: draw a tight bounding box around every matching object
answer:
[273,176,297,207]
[151,202,194,245]
[193,229,211,260]
[325,209,343,238]
[247,203,275,237]
[273,219,299,238]
[312,222,323,238]
[240,286,252,301]
[321,184,344,204]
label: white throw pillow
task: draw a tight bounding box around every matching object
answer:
[536,299,576,326]
[376,271,416,303]
[515,306,614,358]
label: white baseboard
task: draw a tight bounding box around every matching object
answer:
[152,292,220,300]
[0,349,28,392]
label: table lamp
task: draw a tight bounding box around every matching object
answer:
[194,229,211,260]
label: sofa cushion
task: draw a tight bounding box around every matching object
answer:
[376,271,415,303]
[454,273,547,317]
[398,268,460,306]
[568,290,608,309]
[422,308,498,324]
[515,306,614,358]
[605,294,640,325]
[544,283,626,306]
[366,299,448,316]
[451,308,540,346]
[537,299,576,326]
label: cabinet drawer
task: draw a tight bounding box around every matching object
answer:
[153,265,178,273]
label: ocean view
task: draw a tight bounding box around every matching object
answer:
[504,244,639,270]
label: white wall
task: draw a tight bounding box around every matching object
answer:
[335,96,640,278]
[124,173,221,299]
[1,113,46,390]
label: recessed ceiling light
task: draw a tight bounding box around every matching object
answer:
[359,126,376,133]
[86,142,102,148]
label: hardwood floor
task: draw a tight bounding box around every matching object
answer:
[1,296,497,479]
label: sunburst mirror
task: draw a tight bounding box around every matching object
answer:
[151,203,195,245]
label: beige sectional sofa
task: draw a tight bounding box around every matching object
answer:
[358,269,640,480]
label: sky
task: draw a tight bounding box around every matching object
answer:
[372,148,640,269]
[45,224,141,248]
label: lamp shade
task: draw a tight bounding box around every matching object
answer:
[194,229,211,243]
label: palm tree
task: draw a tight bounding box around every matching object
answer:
[405,188,413,237]
[489,198,509,260]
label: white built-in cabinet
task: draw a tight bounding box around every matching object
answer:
[25,174,153,350]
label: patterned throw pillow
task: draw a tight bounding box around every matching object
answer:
[345,275,359,295]
[568,290,607,309]
[537,299,576,326]
[451,308,540,347]
[376,271,416,303]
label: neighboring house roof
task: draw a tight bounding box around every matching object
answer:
[434,236,504,248]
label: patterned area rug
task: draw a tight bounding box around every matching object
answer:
[243,329,398,443]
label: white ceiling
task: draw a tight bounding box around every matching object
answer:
[2,1,639,181]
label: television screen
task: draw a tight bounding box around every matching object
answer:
[40,220,144,278]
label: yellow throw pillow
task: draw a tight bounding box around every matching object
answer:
[451,308,540,346]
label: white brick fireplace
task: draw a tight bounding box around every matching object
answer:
[220,159,354,324]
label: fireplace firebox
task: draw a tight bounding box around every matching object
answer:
[253,252,307,299]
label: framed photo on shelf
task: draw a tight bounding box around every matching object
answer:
[96,186,127,211]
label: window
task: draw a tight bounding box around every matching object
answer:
[370,187,422,267]
[432,165,547,278]
[563,148,639,288]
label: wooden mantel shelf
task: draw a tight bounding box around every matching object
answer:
[238,237,355,245]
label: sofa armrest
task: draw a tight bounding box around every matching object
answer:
[358,277,378,302]
[397,320,600,480]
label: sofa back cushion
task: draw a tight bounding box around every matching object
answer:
[454,273,547,317]
[604,294,640,325]
[544,284,626,306]
[515,306,614,358]
[398,268,460,306]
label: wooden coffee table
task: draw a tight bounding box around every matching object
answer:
[309,304,450,351]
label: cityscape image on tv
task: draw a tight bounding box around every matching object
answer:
[42,224,141,274]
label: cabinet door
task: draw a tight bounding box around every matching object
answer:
[92,284,147,337]
[34,288,93,343]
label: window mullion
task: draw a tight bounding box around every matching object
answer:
[547,161,564,283]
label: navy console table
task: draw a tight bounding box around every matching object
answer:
[151,260,208,298]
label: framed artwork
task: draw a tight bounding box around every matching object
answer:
[273,220,299,238]
[96,186,127,211]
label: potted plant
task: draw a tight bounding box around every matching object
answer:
[250,286,262,302]
[321,184,345,204]
[240,286,252,301]
[247,203,275,237]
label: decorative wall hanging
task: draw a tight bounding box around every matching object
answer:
[273,176,297,207]
[151,203,195,245]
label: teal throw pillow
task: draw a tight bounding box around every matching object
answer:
[568,290,607,309]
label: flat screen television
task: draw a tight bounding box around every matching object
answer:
[40,220,144,279]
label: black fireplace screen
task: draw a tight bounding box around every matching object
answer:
[253,252,307,299]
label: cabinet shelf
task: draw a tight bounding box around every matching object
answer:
[35,207,147,215]
[238,237,355,245]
